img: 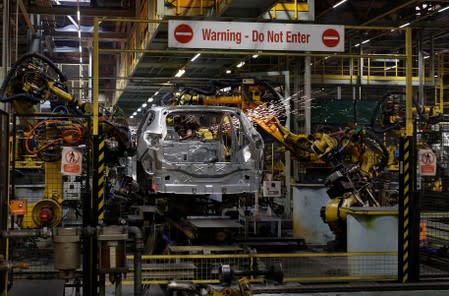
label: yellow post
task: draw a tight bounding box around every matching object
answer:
[294,0,298,20]
[405,27,413,137]
[93,17,99,136]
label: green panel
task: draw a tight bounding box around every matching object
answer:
[312,99,378,127]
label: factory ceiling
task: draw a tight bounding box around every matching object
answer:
[1,0,449,118]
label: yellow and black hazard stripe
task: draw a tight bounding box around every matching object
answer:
[400,136,411,283]
[97,138,105,222]
[399,135,420,282]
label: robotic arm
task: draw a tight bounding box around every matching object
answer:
[0,52,91,115]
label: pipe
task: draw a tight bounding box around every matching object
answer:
[128,226,143,296]
[2,228,51,239]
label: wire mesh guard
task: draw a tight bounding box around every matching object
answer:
[416,120,449,277]
[125,252,397,285]
[9,114,90,279]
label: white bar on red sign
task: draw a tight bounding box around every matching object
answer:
[168,20,345,52]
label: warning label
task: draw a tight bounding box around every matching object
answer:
[61,146,82,176]
[169,20,345,52]
[418,149,437,176]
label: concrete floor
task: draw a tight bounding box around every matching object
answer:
[101,285,449,296]
[9,280,449,295]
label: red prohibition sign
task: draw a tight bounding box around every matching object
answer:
[174,24,194,43]
[322,28,340,47]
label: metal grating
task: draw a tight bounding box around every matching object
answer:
[416,120,449,278]
[125,252,398,285]
[9,114,90,280]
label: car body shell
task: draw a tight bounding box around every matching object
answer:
[136,105,264,195]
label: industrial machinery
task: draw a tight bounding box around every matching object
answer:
[158,80,417,250]
[135,105,264,243]
[0,53,137,294]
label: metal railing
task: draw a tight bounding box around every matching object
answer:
[125,252,398,285]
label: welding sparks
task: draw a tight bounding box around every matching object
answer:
[243,92,314,126]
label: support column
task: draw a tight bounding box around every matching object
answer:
[398,136,419,282]
[0,111,10,295]
[304,55,311,135]
[417,32,424,106]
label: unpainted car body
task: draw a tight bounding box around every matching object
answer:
[136,105,264,195]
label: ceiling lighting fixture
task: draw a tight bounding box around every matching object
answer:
[332,0,347,9]
[133,112,137,116]
[385,65,397,70]
[354,43,360,47]
[226,69,232,74]
[190,53,201,62]
[373,58,399,62]
[142,103,147,108]
[130,115,134,119]
[438,6,449,13]
[236,61,245,68]
[137,108,142,112]
[252,54,259,59]
[67,16,79,30]
[399,22,410,28]
[424,56,430,59]
[147,97,154,103]
[154,91,159,96]
[175,69,186,77]
[361,39,370,44]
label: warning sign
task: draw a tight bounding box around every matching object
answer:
[418,149,437,176]
[174,24,194,43]
[322,28,340,48]
[168,20,345,52]
[61,146,82,176]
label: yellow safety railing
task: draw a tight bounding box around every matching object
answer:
[270,0,310,20]
[436,53,449,114]
[311,55,434,83]
[166,0,215,16]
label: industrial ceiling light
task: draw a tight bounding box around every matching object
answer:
[154,91,159,96]
[142,103,148,108]
[133,112,137,116]
[190,53,201,62]
[137,108,142,112]
[252,54,259,59]
[399,22,410,28]
[175,69,186,77]
[438,6,449,12]
[130,115,134,119]
[226,69,232,74]
[355,39,370,47]
[236,61,245,68]
[147,97,154,103]
[385,65,397,70]
[332,0,347,9]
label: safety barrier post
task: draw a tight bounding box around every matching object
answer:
[0,111,9,296]
[398,136,420,282]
